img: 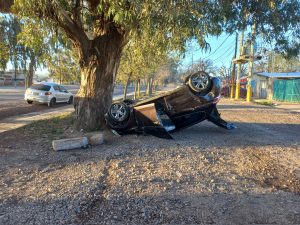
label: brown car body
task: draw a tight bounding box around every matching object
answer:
[105,72,236,139]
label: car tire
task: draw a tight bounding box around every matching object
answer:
[48,98,56,107]
[67,96,73,104]
[188,71,211,93]
[27,100,33,104]
[108,102,130,122]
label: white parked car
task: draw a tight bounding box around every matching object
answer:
[24,82,74,107]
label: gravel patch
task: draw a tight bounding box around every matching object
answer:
[0,99,299,224]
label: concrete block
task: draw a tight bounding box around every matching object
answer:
[87,132,104,145]
[52,137,88,151]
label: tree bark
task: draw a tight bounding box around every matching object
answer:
[26,61,34,88]
[123,79,129,100]
[146,77,153,96]
[134,80,138,100]
[74,29,124,131]
[123,73,131,100]
[137,78,141,98]
[0,0,14,13]
[151,77,155,93]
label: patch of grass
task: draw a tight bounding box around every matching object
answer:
[254,99,275,106]
[22,112,75,141]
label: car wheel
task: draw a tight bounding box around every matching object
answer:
[48,98,56,107]
[67,96,73,104]
[27,100,33,104]
[108,102,130,122]
[188,71,211,93]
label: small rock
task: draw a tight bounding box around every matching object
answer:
[176,171,182,178]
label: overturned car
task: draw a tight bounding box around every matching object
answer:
[105,71,236,139]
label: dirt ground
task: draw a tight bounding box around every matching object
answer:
[0,101,69,120]
[0,99,299,225]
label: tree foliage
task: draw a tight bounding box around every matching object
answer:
[47,47,81,83]
[221,0,300,58]
[0,16,24,71]
[117,31,179,97]
[0,42,9,70]
[256,51,300,73]
[11,0,228,65]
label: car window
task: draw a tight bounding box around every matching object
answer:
[59,85,68,92]
[30,84,51,91]
[53,85,60,91]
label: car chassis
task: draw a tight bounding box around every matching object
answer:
[105,71,236,139]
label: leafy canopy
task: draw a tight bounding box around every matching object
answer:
[12,0,225,55]
[4,0,300,65]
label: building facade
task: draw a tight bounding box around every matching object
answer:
[252,72,300,102]
[0,70,25,86]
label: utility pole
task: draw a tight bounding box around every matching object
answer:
[230,32,238,99]
[235,31,244,100]
[246,21,257,102]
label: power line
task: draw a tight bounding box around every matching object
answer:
[211,44,234,63]
[203,34,231,59]
[202,37,235,63]
[214,49,235,65]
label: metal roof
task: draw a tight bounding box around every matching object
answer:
[256,72,300,78]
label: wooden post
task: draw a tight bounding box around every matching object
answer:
[246,22,257,102]
[235,32,244,100]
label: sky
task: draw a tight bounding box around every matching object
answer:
[180,33,239,70]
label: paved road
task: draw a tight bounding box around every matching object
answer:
[0,85,139,103]
[0,84,147,120]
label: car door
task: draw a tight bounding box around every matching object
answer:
[53,85,63,102]
[58,85,70,102]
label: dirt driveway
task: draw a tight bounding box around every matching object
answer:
[0,99,299,225]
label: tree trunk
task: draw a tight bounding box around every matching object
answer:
[151,78,155,93]
[137,79,141,98]
[123,72,132,100]
[26,61,34,88]
[123,77,130,100]
[146,77,153,96]
[0,0,14,13]
[134,80,138,100]
[146,78,150,96]
[74,32,124,131]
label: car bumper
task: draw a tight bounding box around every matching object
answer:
[24,95,51,103]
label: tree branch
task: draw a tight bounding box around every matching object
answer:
[0,0,14,13]
[86,0,100,12]
[73,0,82,23]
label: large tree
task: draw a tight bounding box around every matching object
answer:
[1,0,299,131]
[1,0,221,131]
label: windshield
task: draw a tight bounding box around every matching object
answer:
[30,84,51,91]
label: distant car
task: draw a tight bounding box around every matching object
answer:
[24,82,73,107]
[105,71,236,139]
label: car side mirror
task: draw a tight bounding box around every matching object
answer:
[64,90,68,93]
